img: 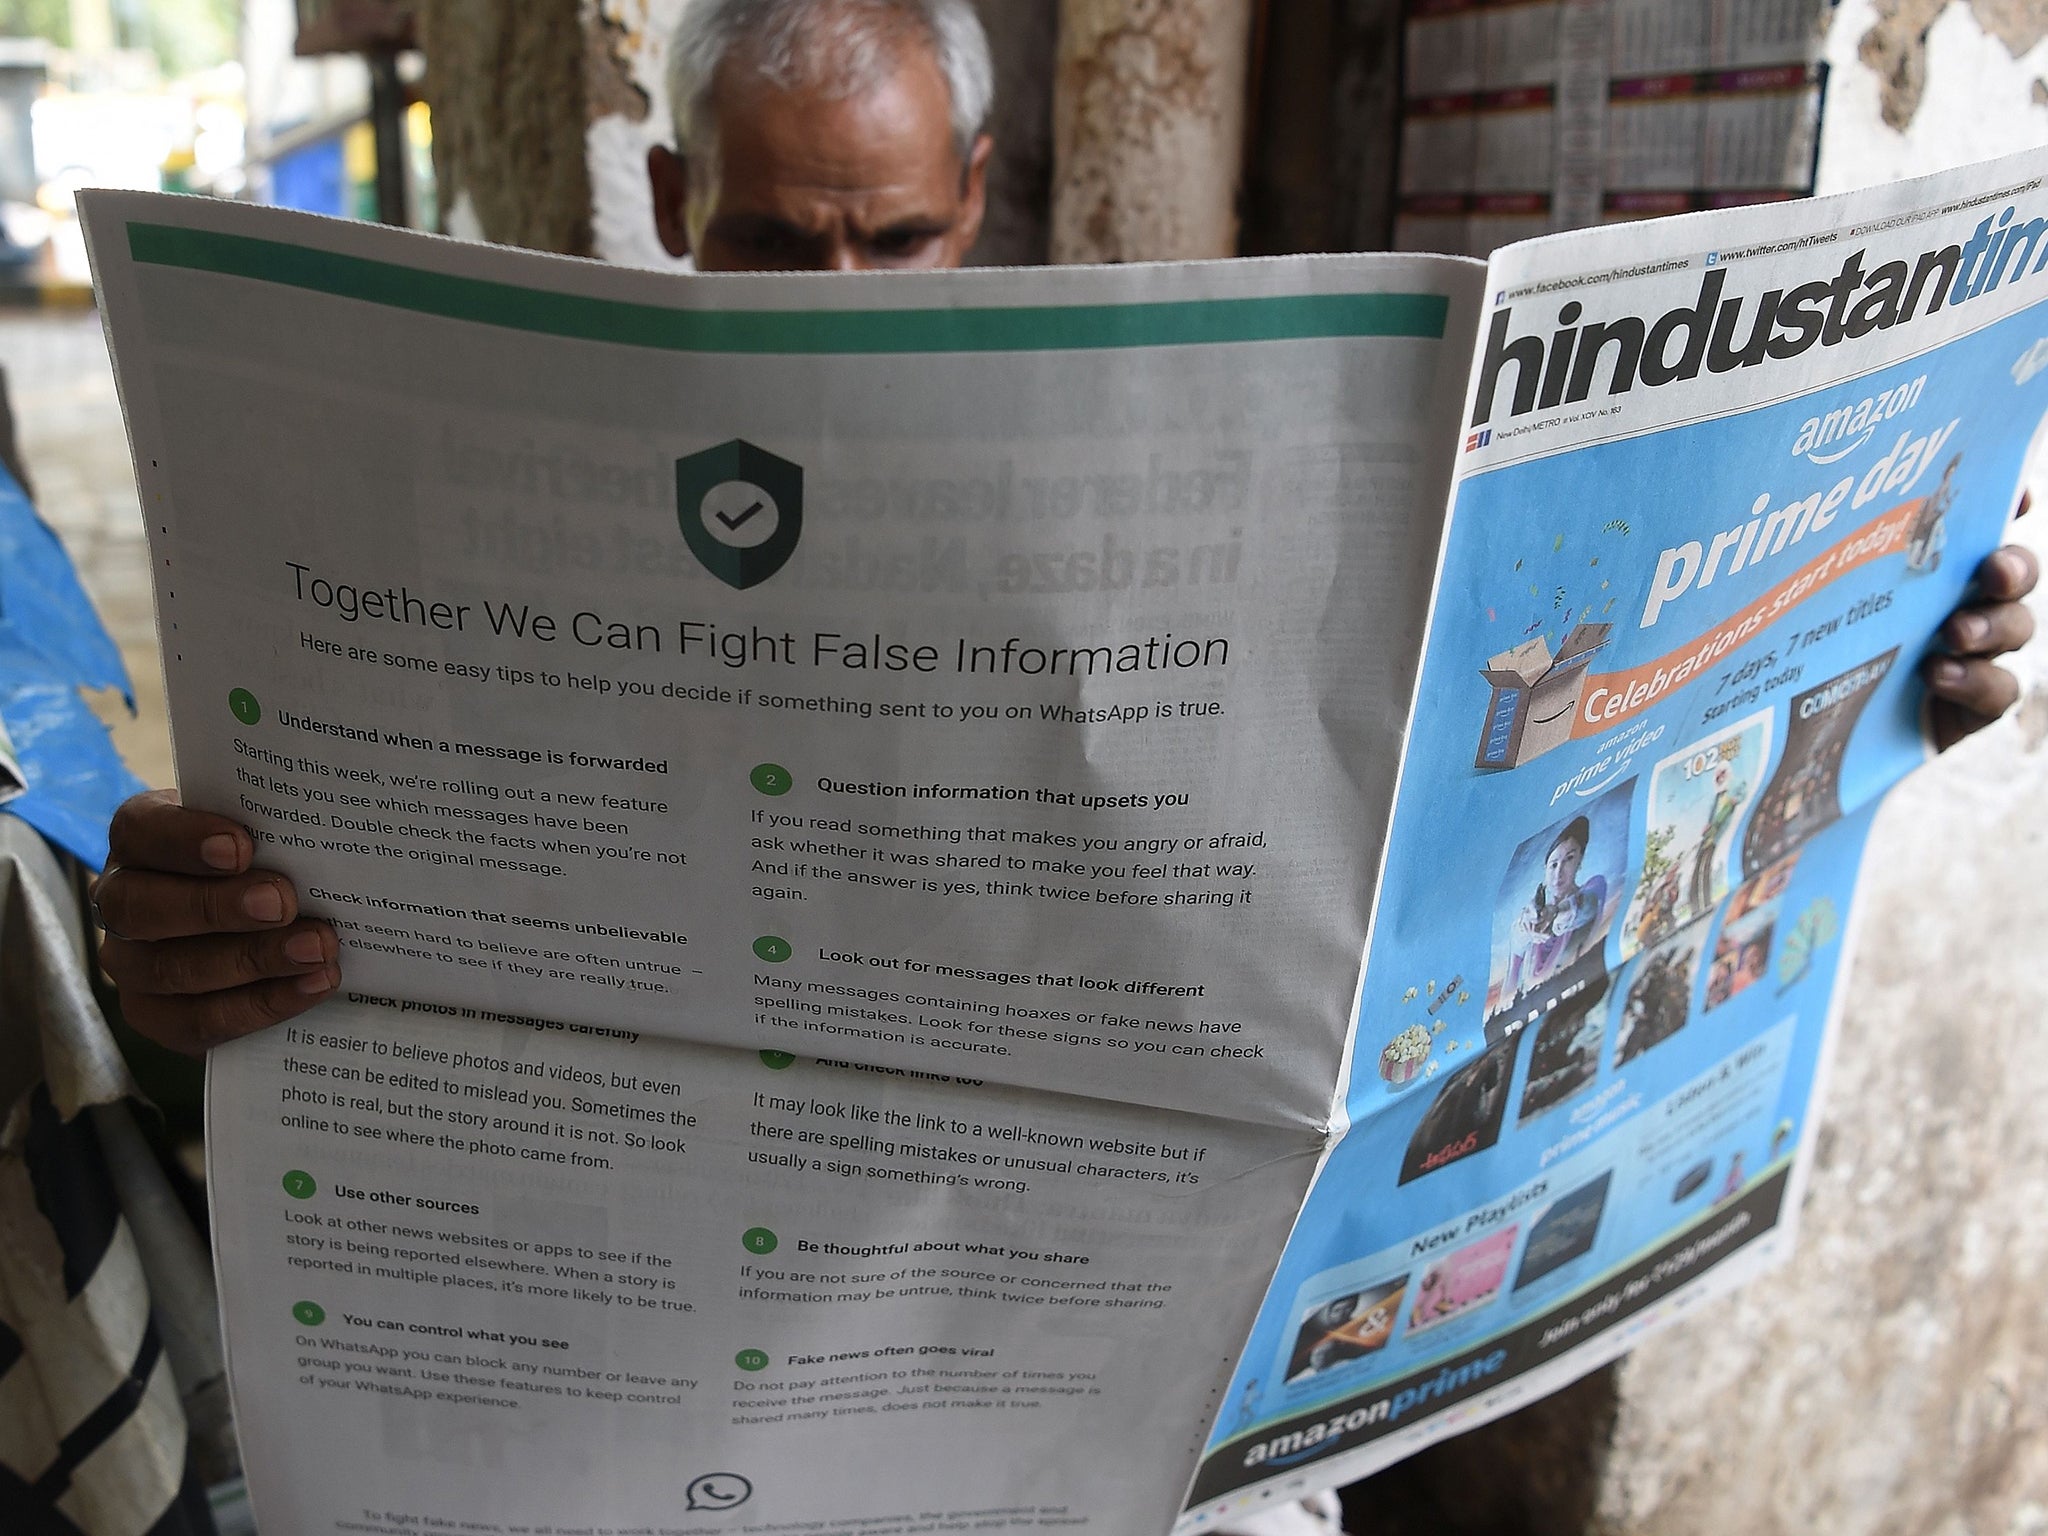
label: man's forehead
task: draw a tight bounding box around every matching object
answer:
[708,39,962,191]
[724,0,932,97]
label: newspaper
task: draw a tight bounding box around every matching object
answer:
[78,146,2043,1534]
[1186,149,2046,1518]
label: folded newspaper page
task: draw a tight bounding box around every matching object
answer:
[82,191,1478,1533]
[79,145,2042,1534]
[1187,151,2045,1518]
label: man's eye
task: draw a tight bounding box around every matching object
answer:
[867,229,938,262]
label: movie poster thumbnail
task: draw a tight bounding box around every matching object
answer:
[1399,1034,1521,1186]
[1613,922,1708,1067]
[1518,970,1611,1125]
[1705,854,1798,1011]
[1407,1226,1518,1334]
[1486,779,1632,1024]
[1513,1171,1612,1291]
[1742,650,1898,875]
[1622,712,1771,959]
[1284,1276,1410,1383]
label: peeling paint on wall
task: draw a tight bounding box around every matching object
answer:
[586,2,651,125]
[1820,0,2048,193]
[585,0,693,271]
[1858,0,2048,129]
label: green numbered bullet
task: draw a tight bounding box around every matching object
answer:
[750,763,793,797]
[742,1227,778,1255]
[735,1348,770,1372]
[758,1050,796,1071]
[228,688,261,725]
[282,1169,317,1200]
[292,1301,326,1327]
[753,936,792,964]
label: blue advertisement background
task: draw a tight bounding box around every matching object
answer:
[1191,295,2048,1501]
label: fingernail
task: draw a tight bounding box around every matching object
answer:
[201,834,241,870]
[296,965,338,996]
[285,931,325,964]
[1957,614,1990,648]
[243,883,286,923]
[1932,658,1967,688]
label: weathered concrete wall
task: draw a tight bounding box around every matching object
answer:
[1049,0,1255,262]
[581,0,692,272]
[1593,14,2048,1531]
[1596,606,2048,1536]
[1847,0,2048,132]
[1818,0,2048,185]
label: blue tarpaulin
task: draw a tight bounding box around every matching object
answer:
[0,465,147,870]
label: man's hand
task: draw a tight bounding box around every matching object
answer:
[94,790,340,1056]
[1927,538,2040,752]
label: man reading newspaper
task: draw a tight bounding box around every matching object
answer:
[83,3,2037,1534]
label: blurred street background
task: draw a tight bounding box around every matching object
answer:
[0,0,429,294]
[1,0,435,790]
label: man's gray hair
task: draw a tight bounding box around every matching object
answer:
[666,0,994,170]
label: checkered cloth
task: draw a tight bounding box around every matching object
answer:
[0,817,226,1534]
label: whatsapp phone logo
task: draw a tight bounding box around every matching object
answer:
[685,1472,753,1511]
[677,439,803,590]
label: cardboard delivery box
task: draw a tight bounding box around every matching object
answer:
[1474,623,1612,771]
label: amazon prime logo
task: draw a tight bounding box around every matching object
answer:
[1790,374,1926,467]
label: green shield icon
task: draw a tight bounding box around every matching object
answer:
[676,440,804,589]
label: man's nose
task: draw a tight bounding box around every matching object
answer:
[824,239,866,272]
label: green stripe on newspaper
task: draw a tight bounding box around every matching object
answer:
[125,222,1447,354]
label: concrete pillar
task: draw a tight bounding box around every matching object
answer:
[415,0,595,256]
[1049,0,1257,263]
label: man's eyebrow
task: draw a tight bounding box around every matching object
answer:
[862,217,951,242]
[706,212,815,246]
